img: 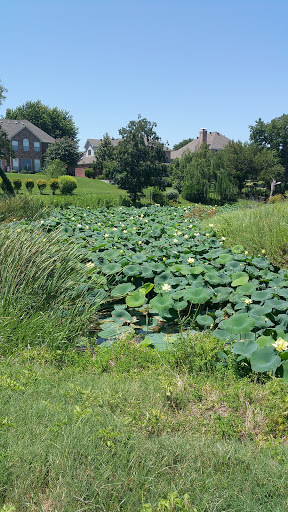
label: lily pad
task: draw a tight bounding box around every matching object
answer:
[221,313,255,334]
[250,346,281,373]
[126,291,147,308]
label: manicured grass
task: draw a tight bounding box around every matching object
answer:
[203,200,288,267]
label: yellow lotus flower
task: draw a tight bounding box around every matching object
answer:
[272,337,288,352]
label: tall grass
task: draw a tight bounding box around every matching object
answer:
[0,226,104,353]
[0,194,49,222]
[206,201,288,267]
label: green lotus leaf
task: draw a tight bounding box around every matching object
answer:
[141,265,155,278]
[225,260,245,272]
[232,340,258,357]
[265,298,287,311]
[232,244,245,254]
[196,314,214,327]
[123,264,142,276]
[215,254,234,265]
[236,283,257,295]
[212,286,233,303]
[256,335,275,348]
[221,313,255,334]
[231,272,249,287]
[111,309,134,324]
[132,253,147,263]
[249,305,272,317]
[102,262,122,275]
[174,299,188,311]
[275,314,288,328]
[184,287,213,304]
[251,290,273,302]
[251,257,269,269]
[204,272,221,285]
[140,333,174,351]
[250,346,281,373]
[154,272,173,284]
[138,283,154,295]
[150,293,174,316]
[125,291,147,308]
[189,265,205,275]
[111,283,135,297]
[280,361,288,381]
[276,288,288,299]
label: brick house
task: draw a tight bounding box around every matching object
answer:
[0,119,55,173]
[170,129,231,160]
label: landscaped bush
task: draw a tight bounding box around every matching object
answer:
[151,187,167,205]
[12,177,22,194]
[48,178,60,195]
[24,179,35,193]
[36,179,47,194]
[58,175,77,195]
[85,168,95,179]
[165,189,179,201]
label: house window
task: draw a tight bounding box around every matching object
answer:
[34,159,41,172]
[23,139,29,151]
[88,149,91,156]
[21,158,32,172]
[34,142,40,152]
[12,140,18,151]
[12,158,19,171]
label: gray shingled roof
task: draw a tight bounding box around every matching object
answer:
[0,119,55,143]
[170,131,230,159]
[86,138,122,149]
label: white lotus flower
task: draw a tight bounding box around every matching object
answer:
[162,283,171,292]
[272,337,288,352]
[187,257,195,264]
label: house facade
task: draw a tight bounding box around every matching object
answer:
[0,119,55,173]
[170,129,230,160]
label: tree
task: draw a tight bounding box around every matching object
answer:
[5,100,78,140]
[44,137,80,169]
[110,116,167,203]
[250,115,288,184]
[0,82,14,195]
[173,138,193,151]
[93,133,116,176]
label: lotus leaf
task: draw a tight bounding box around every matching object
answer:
[215,254,234,265]
[256,335,275,348]
[126,291,147,308]
[123,264,142,276]
[221,313,255,334]
[232,340,258,357]
[184,287,213,304]
[138,283,154,295]
[196,314,214,327]
[232,244,245,254]
[111,283,135,297]
[250,346,281,373]
[231,272,249,287]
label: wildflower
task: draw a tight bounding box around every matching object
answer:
[194,232,200,236]
[162,283,171,292]
[77,224,82,228]
[220,241,223,245]
[244,251,249,255]
[187,257,195,264]
[86,262,95,269]
[120,250,124,254]
[40,220,44,224]
[163,257,166,262]
[209,223,214,227]
[272,337,288,352]
[123,230,127,233]
[189,224,193,228]
[130,216,134,220]
[104,234,109,238]
[71,217,75,220]
[144,219,148,223]
[173,239,178,243]
[244,298,253,305]
[184,234,188,239]
[205,233,210,237]
[261,250,266,254]
[221,236,226,240]
[138,241,142,245]
[112,227,117,231]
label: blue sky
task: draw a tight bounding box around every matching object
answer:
[1,0,287,150]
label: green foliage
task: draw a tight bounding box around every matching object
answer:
[24,179,34,192]
[11,178,22,194]
[58,175,77,195]
[93,132,116,175]
[0,80,7,106]
[45,159,66,179]
[0,194,47,222]
[44,136,79,168]
[141,492,196,511]
[35,179,47,194]
[165,189,179,201]
[268,193,285,203]
[5,99,78,140]
[84,168,95,178]
[151,187,168,205]
[48,178,60,195]
[111,116,167,203]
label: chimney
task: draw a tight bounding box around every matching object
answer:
[199,128,207,145]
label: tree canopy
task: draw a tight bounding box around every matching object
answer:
[5,100,78,140]
[250,115,288,183]
[109,116,167,203]
[93,133,116,175]
[0,81,7,107]
[44,137,80,168]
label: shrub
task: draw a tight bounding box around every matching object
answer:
[45,159,66,179]
[0,178,6,192]
[162,176,173,188]
[268,194,285,204]
[165,189,179,201]
[24,179,35,193]
[11,169,18,173]
[151,187,167,206]
[85,168,95,179]
[36,179,47,194]
[12,178,22,194]
[48,178,60,195]
[58,175,77,195]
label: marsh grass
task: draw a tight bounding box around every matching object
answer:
[0,194,49,223]
[0,226,104,353]
[205,201,288,267]
[1,348,288,511]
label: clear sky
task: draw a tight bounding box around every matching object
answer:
[1,0,287,150]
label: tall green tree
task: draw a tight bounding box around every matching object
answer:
[44,137,80,169]
[111,116,167,203]
[93,133,116,176]
[250,115,288,184]
[0,82,14,195]
[5,100,78,140]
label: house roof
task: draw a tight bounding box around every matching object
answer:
[170,131,230,159]
[0,119,55,143]
[85,138,122,149]
[77,154,97,166]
